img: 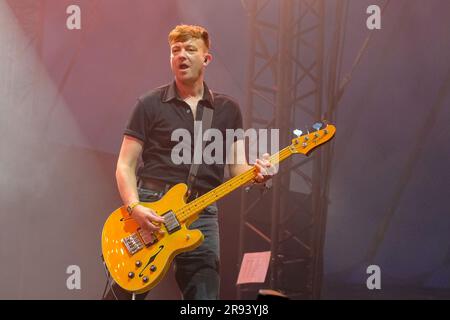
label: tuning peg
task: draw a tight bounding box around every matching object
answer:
[293,129,303,137]
[321,120,329,134]
[312,122,323,131]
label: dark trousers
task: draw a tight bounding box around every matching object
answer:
[102,187,220,300]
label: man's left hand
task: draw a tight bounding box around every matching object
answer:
[254,153,275,184]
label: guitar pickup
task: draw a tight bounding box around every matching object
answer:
[162,210,181,234]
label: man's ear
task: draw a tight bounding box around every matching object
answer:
[204,53,213,66]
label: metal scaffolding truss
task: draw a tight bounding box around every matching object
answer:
[238,0,332,299]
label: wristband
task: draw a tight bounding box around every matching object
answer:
[126,202,140,215]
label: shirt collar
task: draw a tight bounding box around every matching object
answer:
[162,81,215,108]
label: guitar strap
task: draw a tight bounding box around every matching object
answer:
[186,100,214,199]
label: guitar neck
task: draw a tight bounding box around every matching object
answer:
[176,145,294,222]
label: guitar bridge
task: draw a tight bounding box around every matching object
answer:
[122,233,144,255]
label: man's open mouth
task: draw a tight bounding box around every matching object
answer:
[179,63,189,70]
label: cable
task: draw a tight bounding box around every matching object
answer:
[100,255,119,300]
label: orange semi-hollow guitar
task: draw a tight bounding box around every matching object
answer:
[101,123,336,294]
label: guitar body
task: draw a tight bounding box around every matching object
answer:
[101,183,203,294]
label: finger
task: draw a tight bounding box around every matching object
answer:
[146,209,164,223]
[257,158,268,165]
[261,165,269,175]
[260,167,268,176]
[145,221,160,233]
[257,157,271,168]
[256,173,264,181]
[150,213,165,223]
[262,153,270,161]
[145,214,161,225]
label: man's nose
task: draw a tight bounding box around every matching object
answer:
[177,48,188,59]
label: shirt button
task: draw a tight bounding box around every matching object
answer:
[186,109,191,113]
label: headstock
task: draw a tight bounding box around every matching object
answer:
[289,122,336,155]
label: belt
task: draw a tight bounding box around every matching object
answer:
[139,178,172,193]
[139,178,208,200]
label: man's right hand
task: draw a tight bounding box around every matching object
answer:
[131,205,165,233]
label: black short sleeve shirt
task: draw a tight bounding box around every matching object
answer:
[124,81,243,191]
